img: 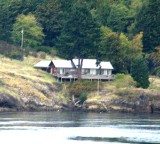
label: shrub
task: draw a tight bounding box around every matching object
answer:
[31,51,38,57]
[24,48,30,57]
[152,66,160,77]
[37,51,46,59]
[79,92,88,104]
[0,42,23,60]
[115,74,137,88]
[131,58,150,89]
[9,50,23,60]
[50,49,57,57]
[68,80,97,96]
[35,46,51,53]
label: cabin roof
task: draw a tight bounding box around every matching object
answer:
[73,59,98,69]
[100,61,113,69]
[73,59,113,69]
[34,60,51,68]
[52,60,73,68]
[34,59,113,70]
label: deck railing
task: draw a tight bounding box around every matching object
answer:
[52,73,114,80]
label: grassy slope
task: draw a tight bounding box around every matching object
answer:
[0,55,67,110]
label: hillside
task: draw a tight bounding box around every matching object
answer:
[0,55,160,113]
[86,75,160,113]
[0,55,67,111]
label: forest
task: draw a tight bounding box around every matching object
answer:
[0,0,159,88]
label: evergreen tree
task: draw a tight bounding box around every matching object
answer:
[136,0,160,52]
[36,0,62,46]
[57,2,100,79]
[0,0,14,41]
[0,0,45,42]
[131,58,150,89]
[107,4,130,33]
[95,0,111,26]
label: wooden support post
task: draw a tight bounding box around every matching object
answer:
[97,78,99,96]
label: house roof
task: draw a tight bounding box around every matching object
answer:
[73,59,99,69]
[100,61,113,69]
[73,59,113,69]
[34,60,51,68]
[34,59,113,70]
[52,60,73,68]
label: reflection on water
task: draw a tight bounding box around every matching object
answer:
[0,112,160,144]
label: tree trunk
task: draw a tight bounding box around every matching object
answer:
[77,58,83,80]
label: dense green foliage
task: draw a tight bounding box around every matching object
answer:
[0,42,24,60]
[35,0,62,46]
[0,0,160,87]
[68,80,97,96]
[136,0,160,52]
[68,80,97,103]
[12,14,44,48]
[57,2,100,60]
[131,58,150,88]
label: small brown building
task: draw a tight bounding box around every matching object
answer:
[34,60,54,73]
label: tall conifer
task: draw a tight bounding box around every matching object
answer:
[131,58,150,89]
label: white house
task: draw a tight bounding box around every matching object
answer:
[34,59,114,80]
[72,59,113,76]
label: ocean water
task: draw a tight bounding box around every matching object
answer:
[0,112,160,144]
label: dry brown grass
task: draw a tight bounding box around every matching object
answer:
[88,74,160,102]
[149,76,160,91]
[0,55,56,102]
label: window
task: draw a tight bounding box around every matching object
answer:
[59,68,64,74]
[90,69,96,75]
[101,70,108,75]
[108,70,112,75]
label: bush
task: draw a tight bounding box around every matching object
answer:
[152,66,160,77]
[9,50,23,60]
[24,48,30,57]
[37,51,46,59]
[115,74,137,88]
[31,51,38,57]
[50,49,57,57]
[0,42,23,60]
[35,46,51,53]
[68,80,97,96]
[79,92,88,104]
[131,58,150,89]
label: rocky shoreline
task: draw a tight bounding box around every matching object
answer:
[0,92,160,114]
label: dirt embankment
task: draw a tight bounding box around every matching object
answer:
[1,86,160,113]
[0,56,68,111]
[84,92,160,113]
[0,82,67,111]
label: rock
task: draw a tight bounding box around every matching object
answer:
[0,93,21,109]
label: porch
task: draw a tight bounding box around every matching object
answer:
[52,73,114,82]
